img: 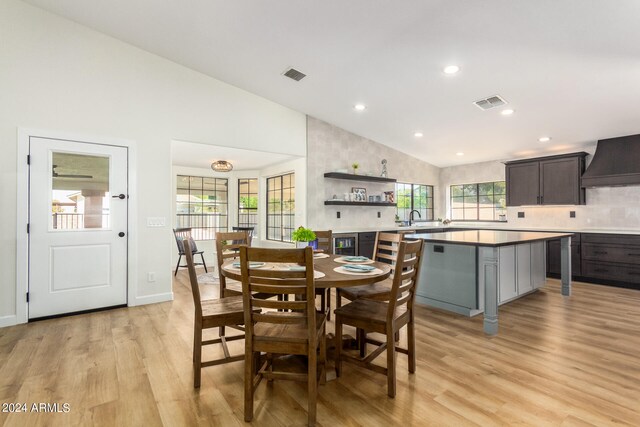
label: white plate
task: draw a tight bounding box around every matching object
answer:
[232,262,266,268]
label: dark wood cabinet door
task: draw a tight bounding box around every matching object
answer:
[506,162,539,206]
[539,157,583,205]
[357,232,376,258]
[546,240,581,277]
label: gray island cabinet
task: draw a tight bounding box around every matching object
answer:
[406,230,574,335]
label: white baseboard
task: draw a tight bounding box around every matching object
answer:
[0,315,18,328]
[133,292,174,306]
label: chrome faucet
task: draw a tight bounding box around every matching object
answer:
[409,209,421,226]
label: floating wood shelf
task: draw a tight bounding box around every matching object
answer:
[324,201,397,207]
[323,172,397,183]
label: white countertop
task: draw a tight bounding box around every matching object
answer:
[331,223,640,235]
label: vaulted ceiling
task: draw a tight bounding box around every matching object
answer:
[24,0,640,166]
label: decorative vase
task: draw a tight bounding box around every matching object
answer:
[296,240,318,249]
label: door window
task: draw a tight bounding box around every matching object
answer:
[51,152,110,230]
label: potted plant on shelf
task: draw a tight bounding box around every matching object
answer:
[351,162,359,175]
[292,226,317,249]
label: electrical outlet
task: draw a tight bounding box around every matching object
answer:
[518,212,525,218]
[570,211,576,218]
[147,272,156,282]
[337,211,341,219]
[377,211,381,218]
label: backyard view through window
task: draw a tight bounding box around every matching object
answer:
[267,173,295,242]
[450,181,506,221]
[176,175,228,240]
[238,178,258,236]
[395,183,434,222]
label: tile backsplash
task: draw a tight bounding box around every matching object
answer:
[306,116,440,230]
[506,186,640,230]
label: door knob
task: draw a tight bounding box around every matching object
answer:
[118,232,125,237]
[112,194,126,199]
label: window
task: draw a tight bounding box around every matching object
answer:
[395,183,434,222]
[176,175,228,240]
[450,181,506,221]
[266,173,295,242]
[238,178,258,234]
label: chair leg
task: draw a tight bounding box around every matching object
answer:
[200,253,208,273]
[319,323,327,385]
[308,339,317,426]
[359,329,366,358]
[326,289,331,321]
[175,254,182,276]
[244,347,254,422]
[335,319,343,377]
[193,324,202,388]
[320,291,326,315]
[336,289,342,310]
[386,326,397,398]
[408,318,416,374]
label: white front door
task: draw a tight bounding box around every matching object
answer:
[28,137,128,319]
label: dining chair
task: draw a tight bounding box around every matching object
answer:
[183,240,247,388]
[335,232,402,309]
[215,230,251,298]
[232,226,255,245]
[334,239,424,398]
[215,230,251,339]
[313,230,333,318]
[240,246,326,427]
[174,228,208,276]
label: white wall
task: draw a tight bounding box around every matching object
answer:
[306,117,441,231]
[439,145,640,231]
[0,0,306,323]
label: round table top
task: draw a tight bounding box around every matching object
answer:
[220,254,391,289]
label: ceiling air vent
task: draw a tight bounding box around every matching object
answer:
[473,95,507,110]
[282,67,306,81]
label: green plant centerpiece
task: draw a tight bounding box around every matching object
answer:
[292,226,317,249]
[351,162,360,174]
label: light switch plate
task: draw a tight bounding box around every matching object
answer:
[147,217,166,227]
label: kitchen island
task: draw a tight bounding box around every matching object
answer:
[406,230,574,335]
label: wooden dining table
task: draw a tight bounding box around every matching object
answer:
[220,253,392,380]
[220,253,392,289]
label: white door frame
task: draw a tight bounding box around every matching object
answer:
[16,128,138,324]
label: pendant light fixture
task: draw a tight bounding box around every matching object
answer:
[211,160,233,172]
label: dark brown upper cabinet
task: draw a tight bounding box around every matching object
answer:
[505,152,588,206]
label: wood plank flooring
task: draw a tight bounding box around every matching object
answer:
[1,274,639,426]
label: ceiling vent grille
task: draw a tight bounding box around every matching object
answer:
[283,68,306,81]
[473,95,507,110]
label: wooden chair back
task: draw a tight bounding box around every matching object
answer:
[373,232,403,274]
[183,240,203,320]
[216,231,250,297]
[386,239,424,320]
[313,230,333,254]
[240,246,317,349]
[232,226,255,245]
[174,228,196,255]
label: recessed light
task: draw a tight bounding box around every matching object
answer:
[456,152,464,156]
[538,136,551,143]
[354,104,366,111]
[501,109,515,116]
[414,132,423,138]
[443,65,460,74]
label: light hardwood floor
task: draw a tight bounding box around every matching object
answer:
[1,273,639,426]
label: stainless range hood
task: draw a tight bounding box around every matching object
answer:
[581,134,640,187]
